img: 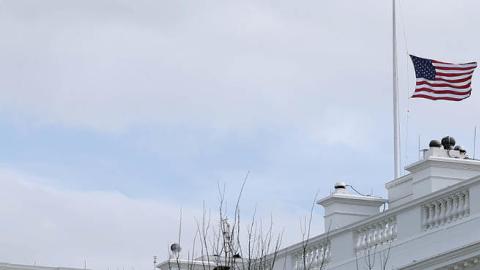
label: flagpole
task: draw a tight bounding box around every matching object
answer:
[392,0,401,178]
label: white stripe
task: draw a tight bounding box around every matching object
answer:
[415,85,471,93]
[413,91,471,99]
[434,68,476,74]
[416,78,472,87]
[436,74,474,80]
[433,62,477,68]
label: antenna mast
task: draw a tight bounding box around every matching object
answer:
[392,0,401,178]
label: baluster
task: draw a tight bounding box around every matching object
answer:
[432,201,439,227]
[385,220,391,241]
[382,221,388,240]
[379,222,384,243]
[356,232,362,249]
[445,198,452,223]
[453,194,460,220]
[440,199,447,225]
[312,247,316,265]
[385,221,391,240]
[427,205,432,227]
[369,226,374,246]
[318,246,323,262]
[458,192,465,218]
[372,224,378,245]
[378,223,383,244]
[428,204,434,228]
[366,227,371,247]
[360,230,366,249]
[436,201,442,226]
[376,224,380,245]
[362,230,366,248]
[391,218,397,238]
[377,222,384,243]
[422,206,428,229]
[464,191,470,216]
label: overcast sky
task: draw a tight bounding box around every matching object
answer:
[0,0,479,269]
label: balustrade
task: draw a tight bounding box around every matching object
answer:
[354,216,397,250]
[422,190,470,230]
[292,242,330,270]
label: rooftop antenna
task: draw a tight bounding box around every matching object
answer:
[474,126,477,159]
[418,135,421,160]
[153,256,158,270]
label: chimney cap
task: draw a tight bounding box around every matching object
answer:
[429,140,441,148]
[334,182,347,189]
[441,136,456,150]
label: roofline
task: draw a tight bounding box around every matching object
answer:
[266,173,480,260]
[0,263,90,270]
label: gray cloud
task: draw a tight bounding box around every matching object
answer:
[0,0,479,269]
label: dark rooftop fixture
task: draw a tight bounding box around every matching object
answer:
[170,243,181,253]
[334,182,347,190]
[454,145,466,154]
[429,140,441,148]
[441,136,456,150]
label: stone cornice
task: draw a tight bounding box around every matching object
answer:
[317,193,386,207]
[405,157,480,173]
[397,240,480,270]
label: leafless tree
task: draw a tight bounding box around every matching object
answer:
[299,193,330,270]
[166,173,283,270]
[164,176,329,270]
[355,204,392,270]
[355,240,392,270]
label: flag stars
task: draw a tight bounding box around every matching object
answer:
[410,55,436,80]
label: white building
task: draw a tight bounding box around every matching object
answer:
[158,136,480,270]
[0,263,89,270]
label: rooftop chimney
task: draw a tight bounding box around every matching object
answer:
[387,136,480,207]
[317,182,386,231]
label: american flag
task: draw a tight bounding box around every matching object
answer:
[410,55,477,101]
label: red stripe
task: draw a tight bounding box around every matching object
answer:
[416,81,471,89]
[414,88,471,96]
[432,59,477,65]
[434,65,477,71]
[411,94,470,101]
[435,71,475,77]
[435,76,472,83]
[434,76,473,83]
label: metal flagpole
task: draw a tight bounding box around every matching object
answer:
[392,0,401,178]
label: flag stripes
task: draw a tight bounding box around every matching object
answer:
[410,55,477,101]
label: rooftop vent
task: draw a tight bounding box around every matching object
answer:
[334,182,347,193]
[441,136,456,150]
[424,136,467,159]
